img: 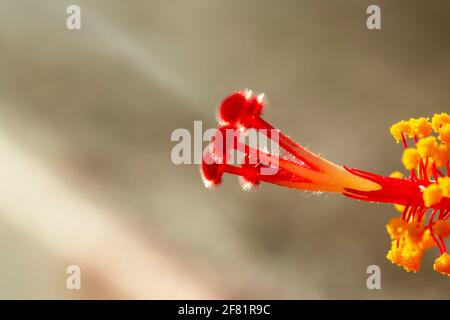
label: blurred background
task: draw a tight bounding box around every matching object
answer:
[0,0,449,299]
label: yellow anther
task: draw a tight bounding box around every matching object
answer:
[387,240,423,273]
[390,120,412,142]
[438,123,450,145]
[422,184,442,207]
[386,217,407,239]
[401,148,420,170]
[389,171,404,179]
[432,113,450,132]
[406,222,425,243]
[416,136,437,158]
[419,229,435,249]
[439,176,450,198]
[433,144,449,168]
[400,242,423,273]
[387,241,404,268]
[433,253,450,276]
[410,117,432,138]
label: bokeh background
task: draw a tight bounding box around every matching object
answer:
[0,0,449,299]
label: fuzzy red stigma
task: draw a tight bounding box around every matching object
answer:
[201,90,380,193]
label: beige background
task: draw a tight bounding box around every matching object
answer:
[0,0,449,298]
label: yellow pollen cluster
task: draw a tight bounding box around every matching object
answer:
[432,113,450,145]
[423,184,443,207]
[440,177,450,197]
[391,115,450,147]
[432,113,450,132]
[434,144,449,167]
[422,177,450,207]
[401,148,420,170]
[433,253,450,276]
[388,114,450,276]
[416,136,438,158]
[389,171,404,179]
[390,120,412,142]
[390,117,436,143]
[386,218,449,274]
[440,124,450,145]
[391,115,450,208]
[411,117,433,138]
[397,130,447,173]
[386,217,408,238]
[387,240,423,273]
[385,218,431,273]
